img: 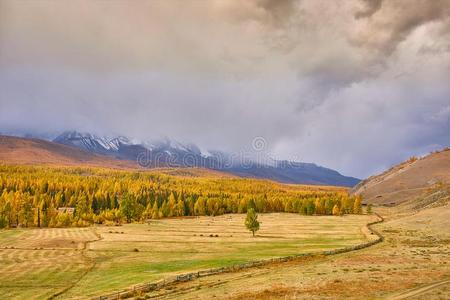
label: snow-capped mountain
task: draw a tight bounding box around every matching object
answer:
[109,136,132,150]
[53,131,216,167]
[52,131,360,187]
[53,131,130,153]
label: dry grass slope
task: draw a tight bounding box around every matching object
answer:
[351,149,450,205]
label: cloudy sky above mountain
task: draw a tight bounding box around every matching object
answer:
[1,0,449,178]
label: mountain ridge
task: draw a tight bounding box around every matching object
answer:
[2,131,359,187]
[52,131,360,186]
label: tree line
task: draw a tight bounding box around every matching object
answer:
[0,165,362,228]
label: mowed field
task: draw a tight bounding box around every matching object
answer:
[147,206,449,300]
[0,213,376,299]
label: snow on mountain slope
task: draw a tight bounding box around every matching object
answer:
[52,131,360,186]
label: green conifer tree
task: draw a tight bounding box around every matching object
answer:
[245,208,260,237]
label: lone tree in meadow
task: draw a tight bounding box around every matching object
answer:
[245,208,260,237]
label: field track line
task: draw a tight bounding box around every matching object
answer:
[47,228,103,300]
[385,279,450,300]
[146,268,275,299]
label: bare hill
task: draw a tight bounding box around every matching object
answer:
[0,135,138,168]
[351,149,450,205]
[0,135,236,178]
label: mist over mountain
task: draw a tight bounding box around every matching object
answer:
[1,0,449,179]
[50,131,359,187]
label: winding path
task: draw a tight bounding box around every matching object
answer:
[386,279,450,300]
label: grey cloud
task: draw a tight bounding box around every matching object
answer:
[1,0,450,178]
[252,0,298,26]
[215,0,298,26]
[351,0,450,55]
[355,0,382,19]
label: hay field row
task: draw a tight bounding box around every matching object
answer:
[0,213,375,299]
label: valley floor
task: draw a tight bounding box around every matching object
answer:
[2,206,447,300]
[0,213,374,299]
[138,205,450,299]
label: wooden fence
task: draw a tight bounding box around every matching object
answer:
[94,213,384,300]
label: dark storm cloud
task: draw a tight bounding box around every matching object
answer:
[351,0,450,55]
[0,0,449,178]
[355,0,382,19]
[250,0,298,25]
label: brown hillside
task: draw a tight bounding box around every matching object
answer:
[0,135,137,168]
[351,149,450,205]
[0,135,234,178]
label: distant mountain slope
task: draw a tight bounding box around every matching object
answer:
[351,149,450,205]
[52,131,359,187]
[0,135,135,168]
[228,162,360,187]
[0,135,234,179]
[3,132,360,186]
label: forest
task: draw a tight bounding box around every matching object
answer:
[0,165,362,228]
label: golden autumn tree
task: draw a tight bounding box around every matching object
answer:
[332,204,340,216]
[353,196,362,214]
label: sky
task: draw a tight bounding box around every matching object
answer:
[0,0,449,178]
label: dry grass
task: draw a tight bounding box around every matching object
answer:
[352,149,450,205]
[0,213,373,299]
[0,228,96,299]
[145,206,449,300]
[407,282,450,300]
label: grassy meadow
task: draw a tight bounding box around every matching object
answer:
[0,213,375,299]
